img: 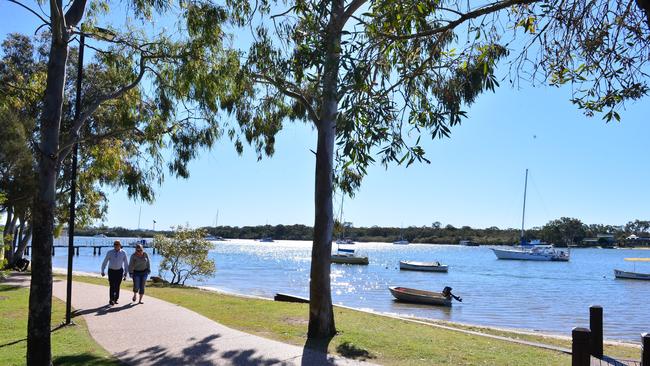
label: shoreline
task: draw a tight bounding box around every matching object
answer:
[52,267,641,348]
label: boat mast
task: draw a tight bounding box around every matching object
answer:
[520,169,528,245]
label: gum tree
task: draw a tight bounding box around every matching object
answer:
[223,0,650,339]
[4,1,240,364]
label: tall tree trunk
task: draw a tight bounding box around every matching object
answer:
[308,0,343,340]
[27,29,69,366]
[11,224,32,267]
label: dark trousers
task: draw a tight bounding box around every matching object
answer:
[107,268,124,301]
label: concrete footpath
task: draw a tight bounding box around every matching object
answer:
[6,274,374,366]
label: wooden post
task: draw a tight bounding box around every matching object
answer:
[98,247,101,256]
[75,246,80,256]
[93,247,96,255]
[590,305,603,358]
[642,333,649,366]
[25,246,29,255]
[51,246,55,256]
[572,327,591,366]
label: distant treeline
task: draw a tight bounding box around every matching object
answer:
[74,219,648,246]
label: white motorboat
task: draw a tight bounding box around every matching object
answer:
[399,260,448,272]
[393,239,409,245]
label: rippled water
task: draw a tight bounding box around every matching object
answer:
[47,237,650,340]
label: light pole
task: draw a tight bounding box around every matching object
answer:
[65,31,84,325]
[66,26,115,325]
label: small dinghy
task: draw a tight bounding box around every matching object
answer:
[614,258,650,280]
[331,253,369,265]
[399,260,448,272]
[388,286,461,306]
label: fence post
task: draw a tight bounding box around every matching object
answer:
[572,327,591,366]
[590,305,603,358]
[642,333,649,366]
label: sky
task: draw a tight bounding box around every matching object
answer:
[1,2,649,231]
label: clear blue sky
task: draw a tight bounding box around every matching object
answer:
[2,3,649,231]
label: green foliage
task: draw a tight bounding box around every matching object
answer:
[154,226,216,285]
[540,217,587,246]
[224,0,509,194]
[508,1,650,120]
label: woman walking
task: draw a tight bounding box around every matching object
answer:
[129,243,151,304]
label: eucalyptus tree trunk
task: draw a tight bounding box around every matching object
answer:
[27,29,69,366]
[308,0,343,339]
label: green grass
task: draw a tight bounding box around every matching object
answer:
[0,283,121,366]
[62,275,578,365]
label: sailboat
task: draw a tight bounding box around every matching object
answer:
[335,195,355,245]
[393,224,409,245]
[491,169,569,261]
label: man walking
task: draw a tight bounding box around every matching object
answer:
[101,240,129,305]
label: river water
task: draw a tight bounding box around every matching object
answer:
[46,237,650,341]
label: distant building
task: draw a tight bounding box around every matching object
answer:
[582,234,616,247]
[624,234,650,246]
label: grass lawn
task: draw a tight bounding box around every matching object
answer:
[61,275,579,365]
[0,283,121,366]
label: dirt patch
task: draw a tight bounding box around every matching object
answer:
[0,296,7,301]
[282,317,308,325]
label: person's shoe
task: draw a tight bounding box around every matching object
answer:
[138,301,143,304]
[109,300,115,305]
[132,294,136,302]
[114,300,119,304]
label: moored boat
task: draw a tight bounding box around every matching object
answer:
[399,260,448,272]
[336,238,355,245]
[388,286,461,306]
[393,239,409,245]
[614,269,650,280]
[459,240,478,246]
[258,237,274,242]
[614,258,650,280]
[492,169,570,262]
[331,253,369,265]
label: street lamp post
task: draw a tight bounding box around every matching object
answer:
[66,32,85,325]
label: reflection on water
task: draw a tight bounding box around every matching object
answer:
[48,238,650,340]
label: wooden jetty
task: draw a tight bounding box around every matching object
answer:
[571,306,648,366]
[25,243,157,256]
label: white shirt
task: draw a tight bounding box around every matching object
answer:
[101,249,129,273]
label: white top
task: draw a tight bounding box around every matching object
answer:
[101,249,129,273]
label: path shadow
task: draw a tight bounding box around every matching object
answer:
[114,334,291,366]
[53,352,125,366]
[72,303,136,317]
[0,323,66,349]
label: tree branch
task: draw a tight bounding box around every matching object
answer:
[63,0,86,27]
[251,73,320,125]
[380,0,540,41]
[6,0,51,26]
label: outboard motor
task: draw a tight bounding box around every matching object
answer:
[442,286,462,302]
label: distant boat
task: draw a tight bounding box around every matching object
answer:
[491,169,569,262]
[388,286,461,306]
[93,234,107,238]
[336,238,355,245]
[459,240,478,246]
[614,258,650,280]
[337,248,355,254]
[258,237,274,243]
[331,253,369,265]
[399,260,448,272]
[205,235,225,241]
[393,239,409,245]
[335,195,355,245]
[614,269,650,280]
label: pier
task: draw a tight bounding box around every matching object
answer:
[25,243,157,256]
[572,306,648,366]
